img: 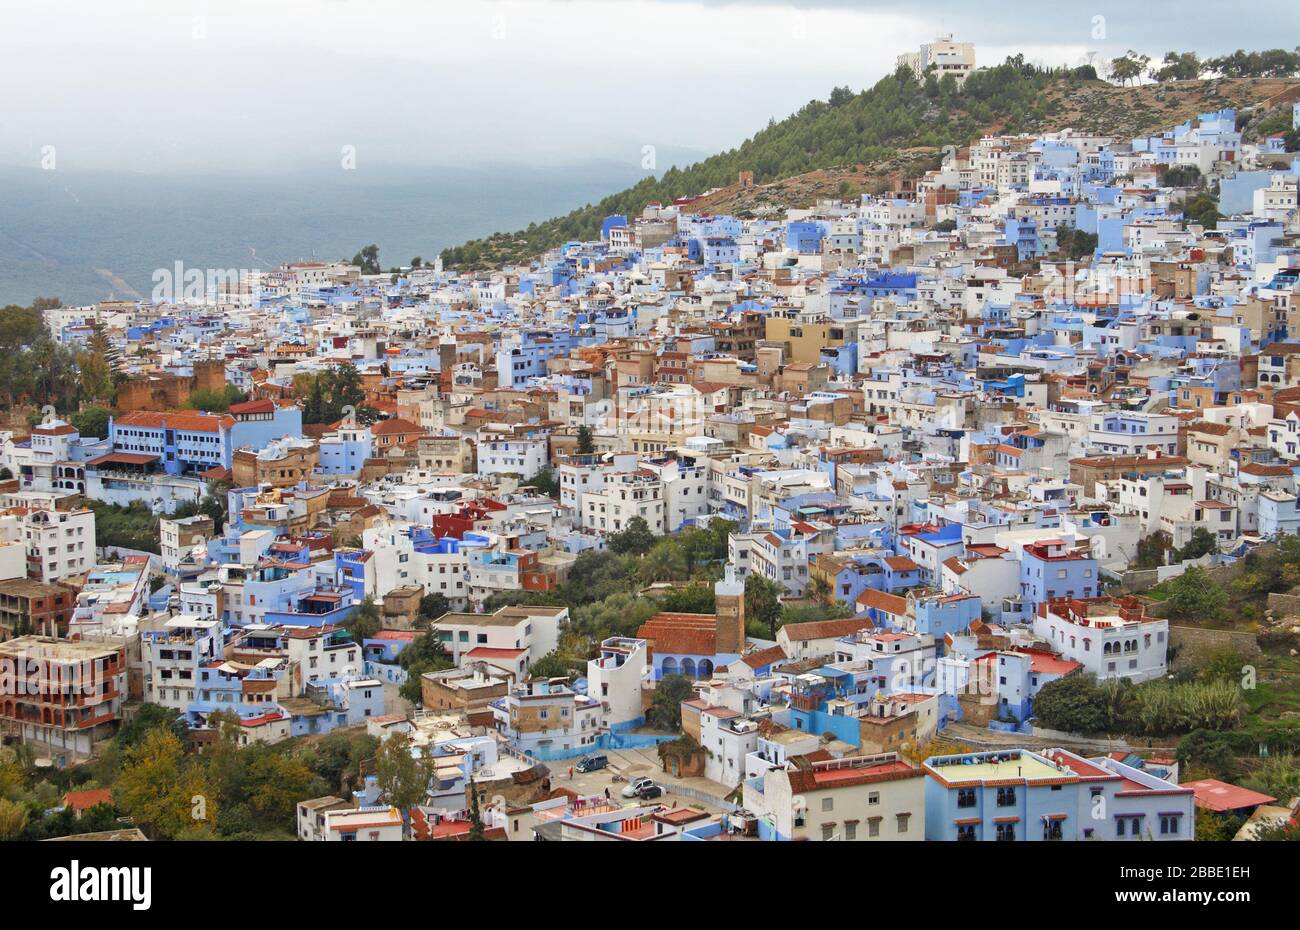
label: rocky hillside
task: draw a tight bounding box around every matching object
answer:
[441,64,1300,271]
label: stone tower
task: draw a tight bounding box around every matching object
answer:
[193,357,227,394]
[438,331,456,395]
[714,564,746,656]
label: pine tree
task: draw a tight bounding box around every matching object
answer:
[467,775,486,840]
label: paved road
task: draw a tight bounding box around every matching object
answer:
[551,746,734,813]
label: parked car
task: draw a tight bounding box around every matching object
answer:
[575,754,608,774]
[621,776,655,798]
[635,782,664,800]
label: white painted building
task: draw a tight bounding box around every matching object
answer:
[1032,598,1168,683]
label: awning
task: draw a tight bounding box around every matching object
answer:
[86,452,160,467]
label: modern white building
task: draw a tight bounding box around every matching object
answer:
[18,506,95,583]
[897,36,976,84]
[585,637,650,730]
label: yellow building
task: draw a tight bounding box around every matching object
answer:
[764,316,849,365]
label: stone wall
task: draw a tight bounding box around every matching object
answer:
[1117,554,1244,594]
[1168,625,1261,669]
[1266,592,1300,619]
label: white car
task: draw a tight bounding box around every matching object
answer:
[622,776,656,799]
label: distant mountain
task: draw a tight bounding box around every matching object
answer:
[0,160,659,307]
[440,62,1300,271]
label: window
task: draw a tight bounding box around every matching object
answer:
[868,817,881,838]
[821,823,835,841]
[996,786,1016,807]
[821,797,833,812]
[896,813,910,834]
[957,787,977,809]
[1044,819,1064,840]
[995,822,1016,842]
[867,791,880,806]
[1160,815,1180,836]
[957,823,977,841]
[844,821,857,840]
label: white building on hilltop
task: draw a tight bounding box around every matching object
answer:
[897,36,976,85]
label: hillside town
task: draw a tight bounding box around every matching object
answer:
[2,44,1300,847]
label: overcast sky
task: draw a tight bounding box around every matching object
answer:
[0,0,1294,175]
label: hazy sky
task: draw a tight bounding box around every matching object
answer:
[0,0,1295,175]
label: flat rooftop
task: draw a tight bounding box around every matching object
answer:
[0,636,121,662]
[432,612,525,627]
[926,750,1067,784]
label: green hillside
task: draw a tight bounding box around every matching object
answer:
[439,57,1086,270]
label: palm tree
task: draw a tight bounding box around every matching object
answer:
[638,540,689,584]
[807,574,833,606]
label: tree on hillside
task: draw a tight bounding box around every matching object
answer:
[1134,531,1173,570]
[0,302,79,411]
[1165,566,1227,621]
[374,734,425,835]
[523,468,560,499]
[1151,51,1204,82]
[350,244,381,275]
[397,633,454,703]
[659,584,716,614]
[1176,729,1240,779]
[300,362,375,425]
[115,729,217,839]
[185,384,248,413]
[569,591,658,643]
[467,776,486,840]
[1205,48,1300,78]
[244,752,320,826]
[71,405,112,440]
[1109,51,1148,86]
[647,674,694,731]
[575,424,595,455]
[1033,674,1113,733]
[638,539,690,584]
[1161,164,1203,188]
[564,549,638,603]
[1054,225,1099,261]
[344,596,383,643]
[745,574,785,639]
[828,85,855,108]
[0,799,29,841]
[528,650,573,679]
[416,593,451,626]
[806,574,833,606]
[77,322,117,405]
[1175,527,1219,562]
[1182,191,1221,229]
[608,516,656,556]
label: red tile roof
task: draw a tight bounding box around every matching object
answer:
[115,411,234,432]
[1182,779,1277,812]
[740,644,787,669]
[637,612,718,657]
[63,788,113,812]
[372,417,422,436]
[856,588,909,617]
[781,616,873,642]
